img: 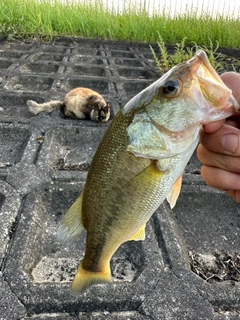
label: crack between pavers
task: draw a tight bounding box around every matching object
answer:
[150,213,173,271]
[170,265,240,315]
[0,275,27,319]
[0,194,26,273]
[32,132,46,164]
[150,208,218,318]
[162,257,214,315]
[0,195,29,314]
[169,265,218,318]
[136,278,162,320]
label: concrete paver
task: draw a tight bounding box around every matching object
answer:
[0,37,240,319]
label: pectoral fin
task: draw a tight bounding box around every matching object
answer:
[129,223,146,241]
[166,175,182,209]
[57,192,85,243]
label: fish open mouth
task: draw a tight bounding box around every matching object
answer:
[189,50,239,114]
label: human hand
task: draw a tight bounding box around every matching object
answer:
[197,72,240,202]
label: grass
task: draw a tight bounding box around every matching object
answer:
[150,34,224,72]
[0,0,240,49]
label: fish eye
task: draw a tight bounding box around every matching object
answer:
[161,79,180,97]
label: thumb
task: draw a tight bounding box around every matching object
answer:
[221,132,240,155]
[200,123,240,155]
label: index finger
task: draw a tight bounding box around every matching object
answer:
[203,119,225,133]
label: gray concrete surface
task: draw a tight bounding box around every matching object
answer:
[0,37,240,319]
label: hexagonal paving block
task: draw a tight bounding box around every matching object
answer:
[38,126,107,172]
[4,180,163,314]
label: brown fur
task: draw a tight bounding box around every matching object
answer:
[27,87,110,122]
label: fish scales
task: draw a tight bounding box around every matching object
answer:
[57,50,239,294]
[82,110,154,267]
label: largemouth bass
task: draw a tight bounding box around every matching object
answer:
[57,50,239,293]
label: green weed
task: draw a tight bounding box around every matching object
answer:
[150,33,225,73]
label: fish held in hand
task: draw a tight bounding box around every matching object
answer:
[57,50,239,294]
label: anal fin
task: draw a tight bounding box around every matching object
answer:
[167,175,182,209]
[57,192,85,243]
[129,223,146,241]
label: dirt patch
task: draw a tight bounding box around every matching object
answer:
[189,251,240,283]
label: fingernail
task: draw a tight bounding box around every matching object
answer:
[221,134,239,153]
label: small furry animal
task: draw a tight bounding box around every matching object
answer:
[27,87,111,122]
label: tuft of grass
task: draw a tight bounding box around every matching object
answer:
[150,33,224,73]
[0,0,240,49]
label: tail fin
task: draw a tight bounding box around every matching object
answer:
[71,261,112,294]
[27,99,63,115]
